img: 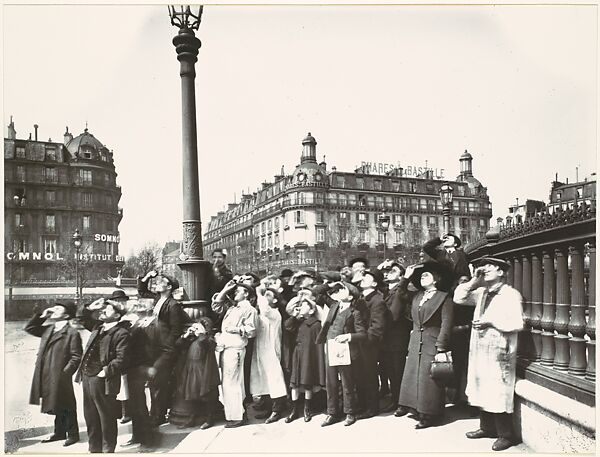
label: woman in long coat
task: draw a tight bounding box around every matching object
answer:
[396,262,454,429]
[283,296,326,422]
[174,316,221,429]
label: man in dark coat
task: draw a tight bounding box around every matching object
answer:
[26,301,82,447]
[76,299,130,453]
[138,270,187,426]
[210,248,233,297]
[316,281,367,427]
[379,262,412,413]
[423,234,470,283]
[356,268,387,420]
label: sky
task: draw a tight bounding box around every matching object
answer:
[3,2,597,256]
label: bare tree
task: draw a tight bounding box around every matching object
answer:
[137,242,162,276]
[56,244,95,297]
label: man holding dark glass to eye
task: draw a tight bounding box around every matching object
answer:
[454,257,524,452]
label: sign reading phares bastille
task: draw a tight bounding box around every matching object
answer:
[358,161,445,179]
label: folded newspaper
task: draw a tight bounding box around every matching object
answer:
[327,339,351,366]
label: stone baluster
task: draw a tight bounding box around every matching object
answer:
[525,251,543,361]
[554,246,570,371]
[513,255,523,294]
[540,250,555,365]
[586,243,595,381]
[507,256,515,287]
[568,244,587,376]
[520,253,534,359]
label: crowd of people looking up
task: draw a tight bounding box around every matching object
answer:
[25,233,524,453]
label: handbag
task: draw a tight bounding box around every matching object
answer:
[430,351,455,387]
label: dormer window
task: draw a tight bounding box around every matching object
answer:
[45,147,56,161]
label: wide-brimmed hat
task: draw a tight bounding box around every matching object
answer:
[235,283,256,299]
[473,256,511,272]
[280,268,294,279]
[409,261,454,292]
[55,300,77,319]
[108,289,129,301]
[320,271,342,283]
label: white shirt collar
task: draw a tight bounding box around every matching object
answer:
[53,320,68,331]
[102,321,119,332]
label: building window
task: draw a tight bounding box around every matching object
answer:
[338,193,348,206]
[297,250,306,262]
[16,165,25,182]
[359,230,369,244]
[394,214,405,226]
[82,147,93,159]
[339,212,348,223]
[275,233,280,246]
[357,212,368,225]
[378,231,385,244]
[367,195,375,206]
[16,146,26,158]
[80,169,92,185]
[261,222,265,234]
[409,182,417,193]
[358,195,366,207]
[83,215,91,231]
[15,213,22,227]
[428,216,437,227]
[316,227,325,243]
[267,220,272,232]
[295,210,305,225]
[14,239,25,252]
[105,173,110,185]
[316,211,324,224]
[274,217,280,229]
[268,235,273,248]
[392,181,400,192]
[374,180,382,191]
[356,177,365,189]
[376,196,384,207]
[46,190,56,203]
[339,228,348,242]
[411,215,420,226]
[556,191,562,201]
[82,192,93,207]
[337,176,346,187]
[460,218,469,229]
[577,187,583,199]
[480,218,486,228]
[44,167,58,183]
[45,147,56,161]
[45,214,56,231]
[44,239,57,254]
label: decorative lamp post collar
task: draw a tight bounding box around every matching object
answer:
[72,228,82,248]
[168,5,203,31]
[439,183,454,207]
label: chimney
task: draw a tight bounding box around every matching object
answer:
[64,126,73,145]
[7,116,16,139]
[34,124,38,141]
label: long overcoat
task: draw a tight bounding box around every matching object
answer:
[454,282,523,413]
[26,315,83,414]
[284,315,326,389]
[398,289,454,416]
[250,296,288,398]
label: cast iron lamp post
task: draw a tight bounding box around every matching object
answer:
[378,212,391,260]
[439,183,454,235]
[72,229,82,302]
[168,5,211,306]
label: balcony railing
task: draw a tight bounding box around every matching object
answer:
[465,201,595,404]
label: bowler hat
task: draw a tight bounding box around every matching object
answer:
[108,289,129,301]
[56,300,77,319]
[445,233,462,248]
[363,268,384,286]
[410,261,453,292]
[349,257,369,268]
[473,256,511,272]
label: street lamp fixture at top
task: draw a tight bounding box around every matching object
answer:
[439,183,454,207]
[72,228,82,249]
[378,212,391,231]
[168,4,203,30]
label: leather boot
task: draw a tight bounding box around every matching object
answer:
[285,400,299,423]
[303,398,312,422]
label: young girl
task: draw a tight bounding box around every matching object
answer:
[284,290,326,422]
[174,317,221,430]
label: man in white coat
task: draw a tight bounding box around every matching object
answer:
[453,257,524,452]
